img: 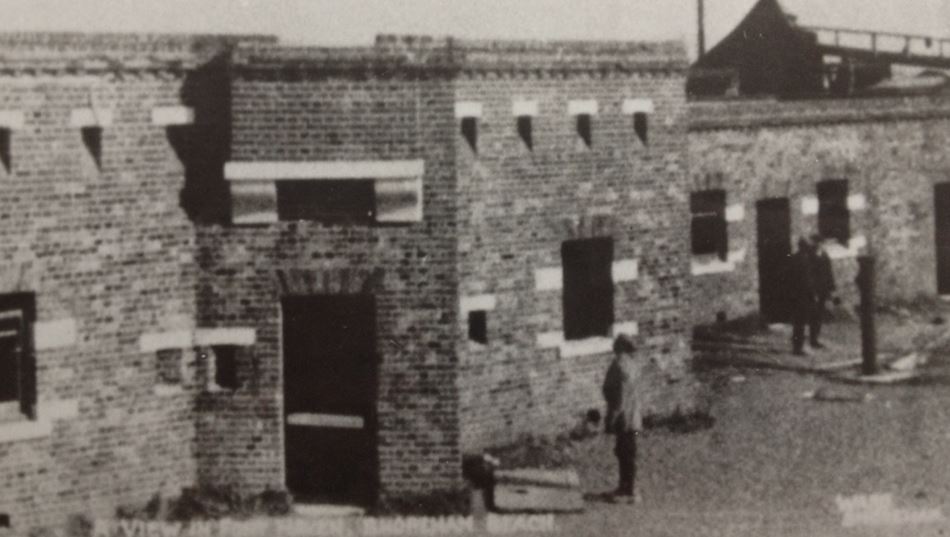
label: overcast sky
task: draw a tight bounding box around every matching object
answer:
[0,0,947,59]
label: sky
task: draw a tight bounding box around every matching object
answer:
[0,0,947,59]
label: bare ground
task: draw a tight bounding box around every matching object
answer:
[487,302,950,536]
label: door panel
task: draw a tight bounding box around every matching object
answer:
[757,198,793,322]
[282,295,378,504]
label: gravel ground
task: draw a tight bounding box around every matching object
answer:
[488,305,950,537]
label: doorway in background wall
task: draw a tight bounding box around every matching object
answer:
[282,295,378,505]
[935,183,950,295]
[756,198,793,322]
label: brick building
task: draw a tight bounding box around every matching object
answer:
[687,96,950,327]
[0,32,696,532]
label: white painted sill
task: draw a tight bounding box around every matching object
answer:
[824,236,867,260]
[153,384,185,397]
[691,255,735,275]
[559,337,614,358]
[691,249,747,276]
[0,418,52,444]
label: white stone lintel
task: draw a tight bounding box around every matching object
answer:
[725,203,745,223]
[224,159,425,182]
[153,384,185,397]
[229,180,278,225]
[847,193,867,211]
[622,98,655,115]
[0,110,25,129]
[536,330,564,349]
[38,399,79,421]
[612,259,639,282]
[0,419,52,444]
[537,330,621,358]
[825,235,868,259]
[512,100,539,117]
[454,101,483,119]
[460,294,497,315]
[560,337,614,358]
[69,108,113,128]
[194,327,256,347]
[611,321,639,337]
[151,105,195,126]
[139,329,193,353]
[34,318,78,350]
[567,99,599,116]
[534,267,563,291]
[801,196,819,216]
[691,255,736,276]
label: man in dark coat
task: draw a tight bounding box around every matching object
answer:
[809,235,836,349]
[602,334,643,503]
[789,237,817,355]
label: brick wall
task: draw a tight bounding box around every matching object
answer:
[688,96,950,327]
[197,64,463,498]
[452,50,698,451]
[0,73,200,531]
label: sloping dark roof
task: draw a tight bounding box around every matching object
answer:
[690,0,823,97]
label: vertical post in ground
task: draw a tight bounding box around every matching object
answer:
[857,255,877,375]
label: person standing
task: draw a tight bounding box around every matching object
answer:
[602,334,643,503]
[789,237,817,355]
[810,235,836,349]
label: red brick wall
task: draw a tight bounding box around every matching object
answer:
[454,70,699,451]
[0,75,200,531]
[199,70,463,498]
[688,97,950,327]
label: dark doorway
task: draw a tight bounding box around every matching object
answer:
[935,184,950,294]
[282,295,378,505]
[756,198,793,322]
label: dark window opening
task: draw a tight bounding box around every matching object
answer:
[467,311,488,344]
[276,180,376,223]
[0,514,9,528]
[460,117,478,152]
[0,128,11,172]
[157,348,183,385]
[517,116,533,150]
[562,237,614,340]
[212,345,240,390]
[818,179,850,245]
[81,126,102,169]
[0,293,36,418]
[576,114,593,148]
[690,190,728,260]
[633,112,648,145]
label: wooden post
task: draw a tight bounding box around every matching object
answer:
[697,0,706,58]
[856,255,878,375]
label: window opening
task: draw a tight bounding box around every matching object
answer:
[81,126,102,169]
[276,179,376,223]
[460,117,478,152]
[467,311,488,344]
[817,179,850,245]
[517,116,533,150]
[576,114,593,148]
[562,237,614,340]
[633,112,648,145]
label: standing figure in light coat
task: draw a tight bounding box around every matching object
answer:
[602,334,643,503]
